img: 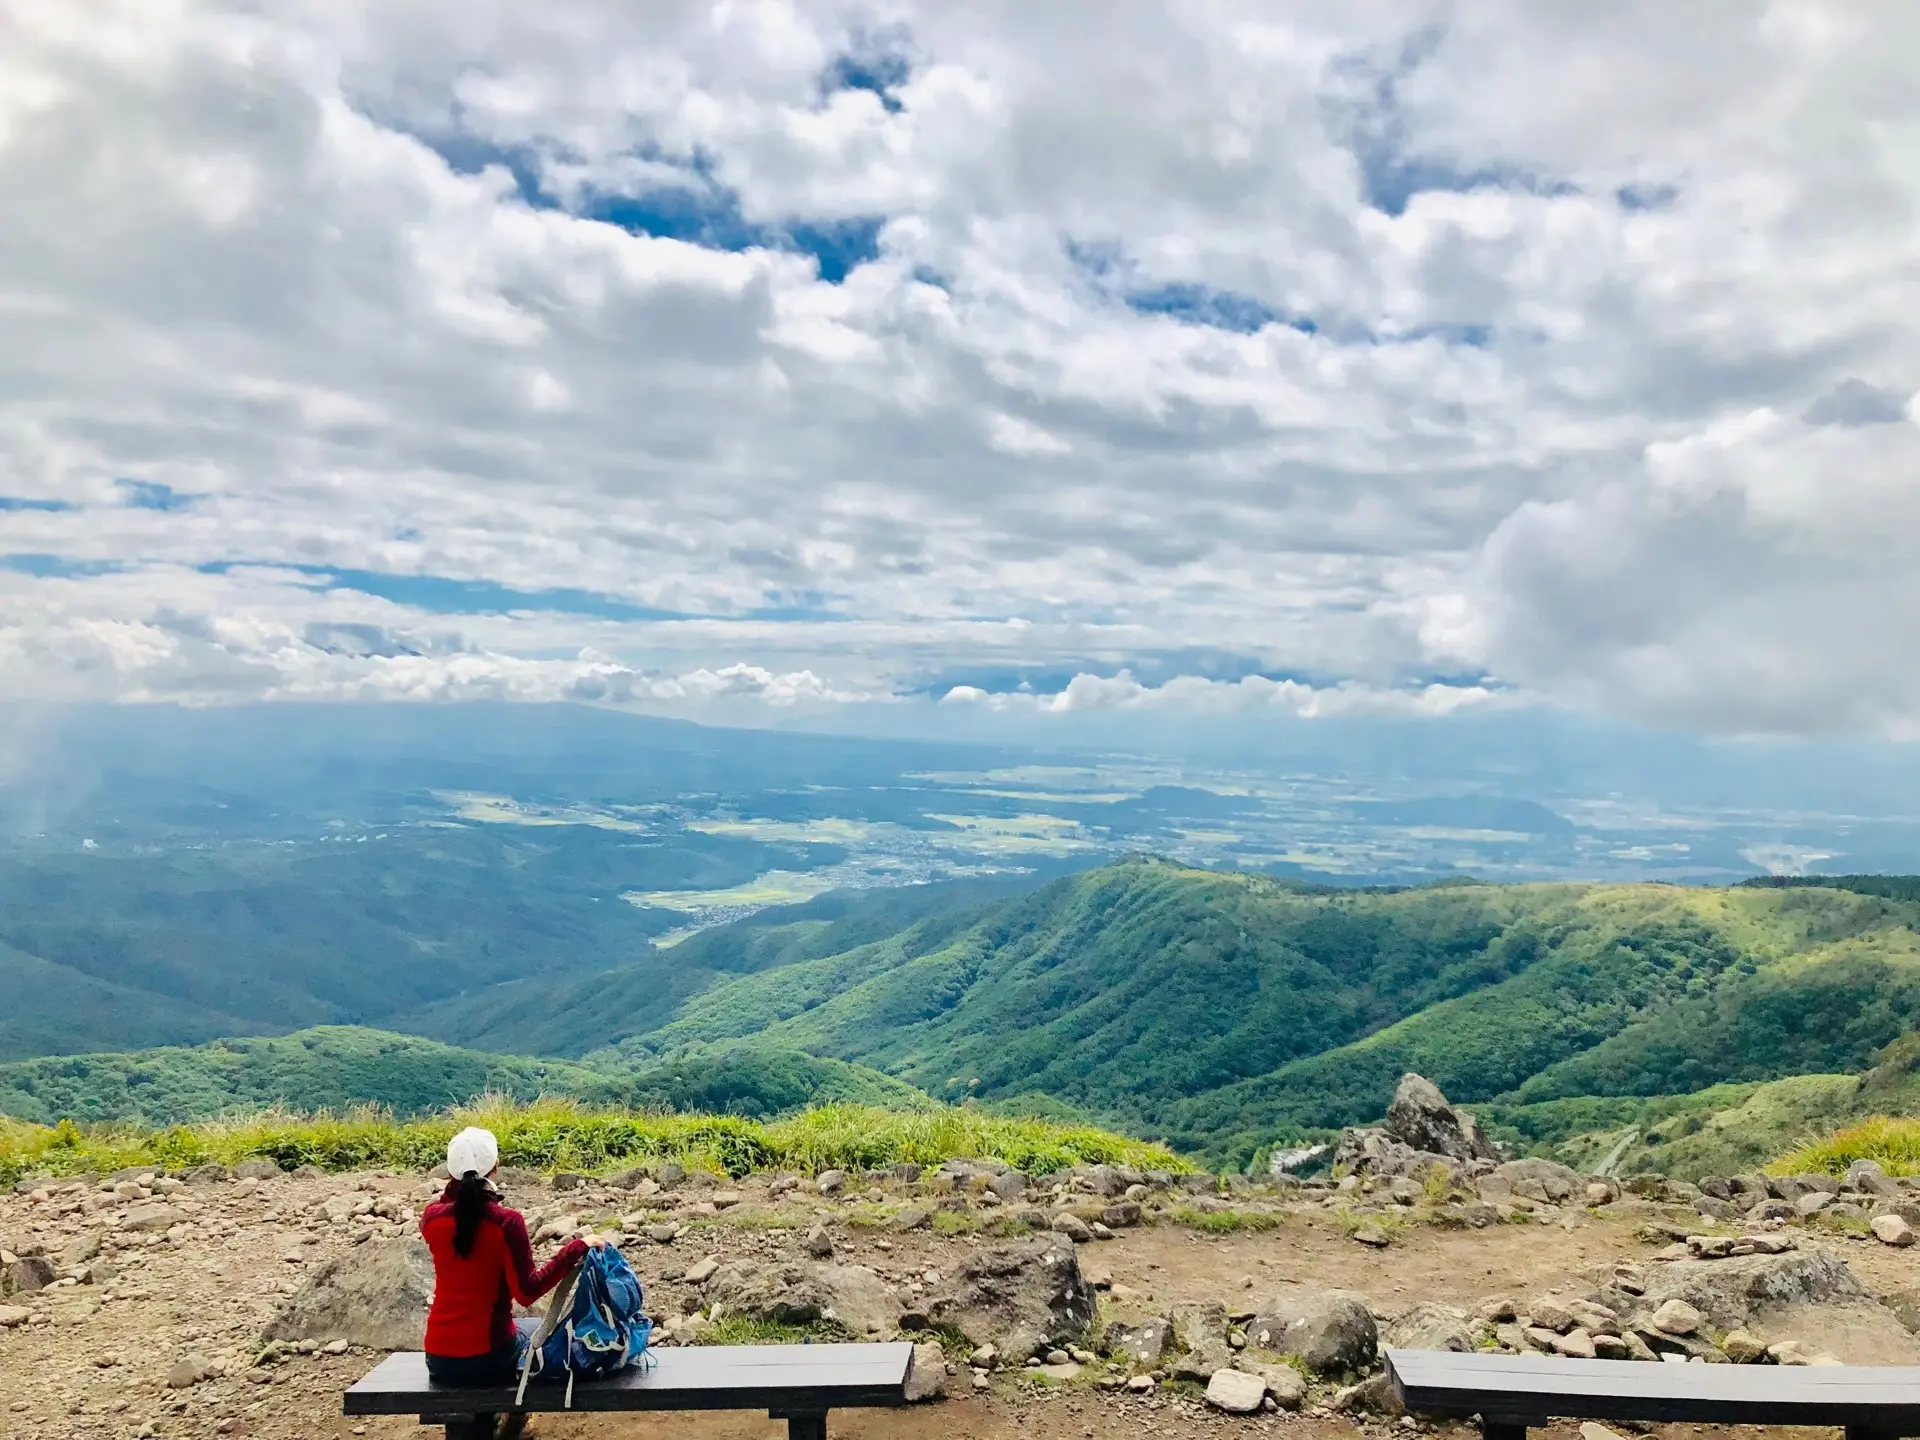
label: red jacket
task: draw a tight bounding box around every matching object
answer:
[421,1183,587,1358]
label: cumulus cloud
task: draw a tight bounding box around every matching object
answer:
[0,1,1917,730]
[942,669,1511,719]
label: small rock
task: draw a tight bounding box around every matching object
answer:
[1795,1191,1834,1217]
[711,1190,744,1210]
[816,1170,847,1197]
[1046,1348,1070,1365]
[0,1306,30,1327]
[1722,1330,1768,1363]
[1051,1212,1094,1243]
[1872,1214,1915,1247]
[5,1256,56,1294]
[166,1356,211,1389]
[647,1224,679,1244]
[1205,1368,1268,1414]
[1528,1295,1576,1333]
[970,1343,998,1370]
[903,1342,949,1402]
[805,1225,835,1258]
[1551,1328,1596,1359]
[1127,1373,1156,1392]
[684,1257,720,1285]
[1101,1202,1143,1228]
[1351,1223,1390,1248]
[1651,1299,1702,1336]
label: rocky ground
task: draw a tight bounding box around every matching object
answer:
[4,1147,1920,1440]
[5,1078,1919,1440]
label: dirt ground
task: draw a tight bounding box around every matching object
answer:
[4,1167,1917,1440]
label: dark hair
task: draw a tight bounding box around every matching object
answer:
[452,1171,490,1258]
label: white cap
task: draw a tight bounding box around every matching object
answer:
[447,1127,499,1180]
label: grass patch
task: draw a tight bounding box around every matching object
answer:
[700,1314,853,1346]
[0,1094,1187,1188]
[1773,1115,1920,1178]
[984,1212,1043,1238]
[930,1210,979,1236]
[1170,1206,1283,1234]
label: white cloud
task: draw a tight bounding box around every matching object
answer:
[0,1,1916,732]
[943,669,1510,720]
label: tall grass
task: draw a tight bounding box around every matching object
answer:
[1772,1114,1920,1177]
[0,1095,1188,1187]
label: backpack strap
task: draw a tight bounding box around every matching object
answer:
[513,1264,582,1408]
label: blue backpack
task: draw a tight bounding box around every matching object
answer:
[514,1246,653,1408]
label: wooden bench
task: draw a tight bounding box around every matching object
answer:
[344,1341,916,1439]
[1387,1347,1920,1440]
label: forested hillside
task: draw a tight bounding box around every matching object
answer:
[7,857,1920,1175]
[418,857,1920,1167]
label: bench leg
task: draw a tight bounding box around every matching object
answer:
[784,1413,828,1440]
[442,1415,495,1440]
[1482,1423,1526,1440]
[1847,1427,1898,1440]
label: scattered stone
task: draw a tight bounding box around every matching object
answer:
[1101,1202,1143,1229]
[805,1225,835,1258]
[1127,1373,1156,1393]
[1650,1299,1702,1336]
[1873,1214,1916,1247]
[1593,1248,1861,1333]
[1205,1368,1269,1414]
[1245,1362,1308,1410]
[988,1172,1029,1201]
[816,1170,847,1197]
[263,1237,433,1351]
[1795,1191,1835,1217]
[711,1190,743,1210]
[971,1344,998,1369]
[1592,1334,1630,1360]
[894,1208,933,1233]
[903,1342,949,1402]
[0,1306,30,1327]
[1351,1223,1391,1248]
[646,1224,679,1245]
[551,1172,590,1191]
[684,1257,720,1285]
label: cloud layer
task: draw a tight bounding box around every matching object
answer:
[2,1,1917,732]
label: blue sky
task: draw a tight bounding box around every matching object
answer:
[1,2,1917,738]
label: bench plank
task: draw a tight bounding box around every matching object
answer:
[345,1343,916,1417]
[1388,1349,1920,1433]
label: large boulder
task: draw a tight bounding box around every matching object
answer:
[921,1236,1095,1360]
[1591,1250,1865,1333]
[1494,1158,1586,1205]
[1384,1075,1499,1163]
[263,1237,433,1351]
[708,1262,901,1338]
[1167,1302,1234,1382]
[1248,1291,1378,1374]
[1381,1302,1479,1353]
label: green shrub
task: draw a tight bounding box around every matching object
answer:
[0,1094,1185,1188]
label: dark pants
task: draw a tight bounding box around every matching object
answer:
[426,1319,537,1387]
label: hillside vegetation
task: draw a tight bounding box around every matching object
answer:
[0,1094,1185,1188]
[423,858,1920,1166]
[10,858,1920,1177]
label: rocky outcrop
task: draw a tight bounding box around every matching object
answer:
[1335,1074,1498,1179]
[1248,1290,1377,1374]
[919,1235,1095,1360]
[263,1237,433,1351]
[1593,1248,1865,1333]
[1385,1075,1500,1164]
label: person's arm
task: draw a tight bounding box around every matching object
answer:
[498,1209,587,1305]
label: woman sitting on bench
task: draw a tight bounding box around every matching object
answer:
[421,1127,603,1416]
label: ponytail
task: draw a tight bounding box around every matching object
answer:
[452,1170,489,1258]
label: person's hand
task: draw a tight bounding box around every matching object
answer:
[579,1229,607,1249]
